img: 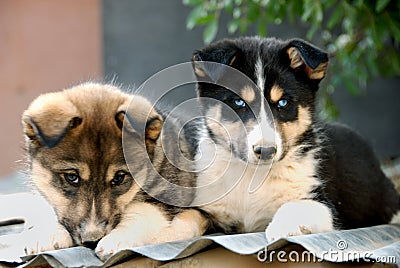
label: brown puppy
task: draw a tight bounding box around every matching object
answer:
[22,82,207,260]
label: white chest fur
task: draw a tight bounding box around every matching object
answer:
[193,141,321,233]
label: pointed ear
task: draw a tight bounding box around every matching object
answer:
[192,40,241,82]
[286,39,328,81]
[117,96,163,151]
[22,93,82,149]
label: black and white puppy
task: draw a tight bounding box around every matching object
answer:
[190,37,400,241]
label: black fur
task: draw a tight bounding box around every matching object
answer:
[315,123,399,228]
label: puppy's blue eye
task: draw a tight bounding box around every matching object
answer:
[234,99,246,108]
[277,99,288,108]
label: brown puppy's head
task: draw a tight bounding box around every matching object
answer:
[22,83,162,247]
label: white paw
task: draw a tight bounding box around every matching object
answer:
[390,211,400,224]
[266,220,312,242]
[95,230,143,261]
[265,200,334,242]
[22,226,73,255]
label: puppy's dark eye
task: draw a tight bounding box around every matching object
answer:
[111,171,127,186]
[61,171,80,186]
[234,99,246,108]
[277,99,288,109]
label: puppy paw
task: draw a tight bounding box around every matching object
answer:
[265,200,334,242]
[23,226,73,255]
[95,230,142,261]
[266,221,312,242]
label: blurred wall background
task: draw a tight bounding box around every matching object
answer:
[0,0,102,179]
[0,0,399,187]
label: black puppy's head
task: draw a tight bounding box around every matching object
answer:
[192,37,328,163]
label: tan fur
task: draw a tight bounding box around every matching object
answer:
[192,60,208,78]
[308,62,328,80]
[287,47,304,69]
[105,164,133,183]
[151,209,209,243]
[205,105,226,139]
[30,161,71,216]
[269,85,284,103]
[280,106,312,147]
[22,82,205,261]
[241,86,256,103]
[115,171,142,209]
[204,103,249,153]
[228,54,237,66]
[287,47,327,80]
[96,202,170,258]
[22,93,80,141]
[96,205,207,259]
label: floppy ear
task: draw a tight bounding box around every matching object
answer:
[286,39,328,81]
[22,93,82,149]
[192,40,241,83]
[116,96,163,152]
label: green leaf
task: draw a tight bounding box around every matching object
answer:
[323,0,336,10]
[341,2,357,34]
[301,0,323,25]
[384,14,400,43]
[257,17,267,37]
[375,0,390,13]
[368,22,382,48]
[186,6,204,30]
[183,0,204,6]
[287,0,303,23]
[247,2,261,22]
[327,4,343,29]
[314,1,323,24]
[378,48,400,76]
[224,2,234,14]
[228,19,240,34]
[318,92,340,121]
[343,76,360,96]
[233,7,241,18]
[195,14,216,25]
[306,23,319,40]
[273,2,287,23]
[301,0,314,22]
[365,51,379,77]
[205,1,219,11]
[239,18,248,33]
[203,19,218,44]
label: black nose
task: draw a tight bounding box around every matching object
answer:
[253,146,276,160]
[82,240,100,250]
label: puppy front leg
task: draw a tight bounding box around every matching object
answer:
[265,200,334,242]
[95,202,169,261]
[23,223,73,255]
[95,205,209,261]
[152,209,209,244]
